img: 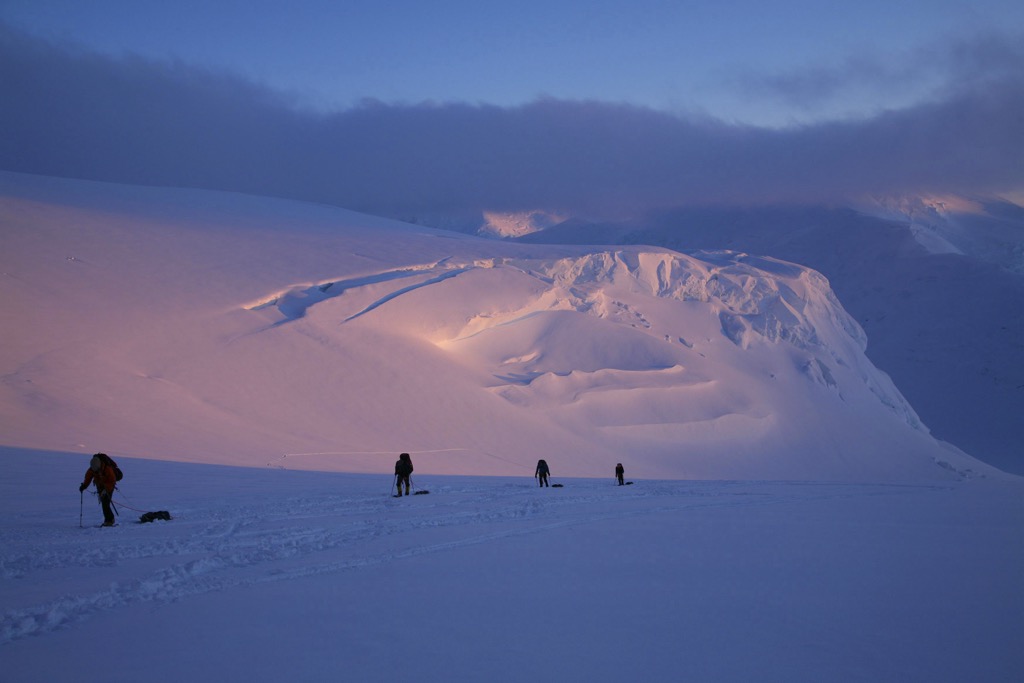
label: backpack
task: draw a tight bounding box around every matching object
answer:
[95,453,124,481]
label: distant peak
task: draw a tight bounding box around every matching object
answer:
[479,210,569,238]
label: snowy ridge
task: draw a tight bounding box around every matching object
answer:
[252,248,917,433]
[856,194,1024,273]
[0,172,997,480]
[509,200,1024,475]
[479,210,568,238]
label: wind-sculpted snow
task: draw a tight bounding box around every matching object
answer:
[245,258,466,323]
[255,249,861,355]
[515,201,1024,475]
[1,173,996,480]
[288,249,869,391]
[233,246,952,479]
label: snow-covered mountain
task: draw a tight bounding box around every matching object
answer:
[510,200,1024,475]
[856,194,1024,272]
[0,171,996,480]
[3,171,1021,683]
[477,210,568,238]
[395,209,569,239]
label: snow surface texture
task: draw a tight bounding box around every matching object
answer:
[0,450,1021,683]
[0,171,992,481]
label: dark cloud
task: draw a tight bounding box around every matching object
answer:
[2,23,1021,218]
[736,31,1024,112]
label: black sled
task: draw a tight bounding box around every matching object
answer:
[138,510,173,523]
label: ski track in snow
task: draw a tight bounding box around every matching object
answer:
[0,480,946,646]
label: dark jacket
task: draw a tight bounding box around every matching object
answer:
[395,453,414,477]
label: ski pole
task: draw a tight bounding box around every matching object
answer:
[79,490,83,528]
[391,475,396,497]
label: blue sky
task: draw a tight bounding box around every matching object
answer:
[4,0,1021,126]
[1,1,1022,215]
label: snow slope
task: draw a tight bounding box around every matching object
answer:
[2,175,1021,683]
[515,203,1024,475]
[856,194,1024,273]
[0,171,990,481]
[0,449,1021,683]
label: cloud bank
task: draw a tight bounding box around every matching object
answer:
[2,24,1021,217]
[737,31,1024,111]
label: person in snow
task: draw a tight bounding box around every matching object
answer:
[535,459,550,487]
[79,453,117,526]
[394,452,414,496]
[615,463,625,486]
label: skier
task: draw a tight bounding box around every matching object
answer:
[394,452,414,497]
[79,453,118,526]
[535,459,550,487]
[615,463,625,486]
